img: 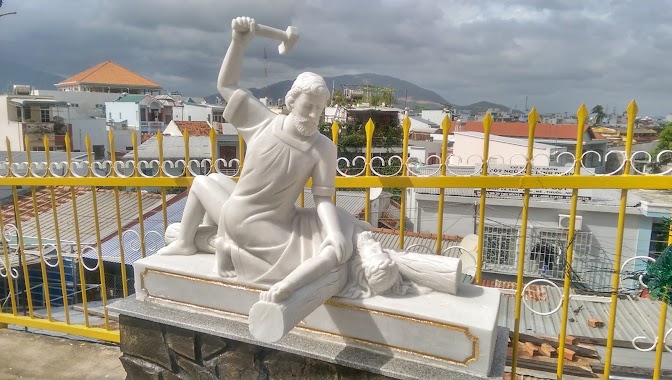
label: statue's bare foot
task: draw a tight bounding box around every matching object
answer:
[217,269,237,278]
[157,240,198,256]
[260,282,291,303]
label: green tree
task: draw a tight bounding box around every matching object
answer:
[53,116,68,135]
[330,90,347,107]
[591,105,607,125]
[650,123,672,172]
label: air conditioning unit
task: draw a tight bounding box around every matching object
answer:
[558,214,582,230]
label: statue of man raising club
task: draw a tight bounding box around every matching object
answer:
[159,16,463,342]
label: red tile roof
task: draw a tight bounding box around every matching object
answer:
[173,121,214,136]
[450,121,590,140]
[57,61,161,88]
[481,279,548,302]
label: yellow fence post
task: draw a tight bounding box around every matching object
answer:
[7,138,34,318]
[364,119,375,223]
[475,112,492,284]
[67,134,90,327]
[556,103,588,379]
[399,115,411,249]
[652,224,672,379]
[603,100,638,379]
[331,121,340,205]
[510,107,539,379]
[435,115,450,255]
[86,135,110,331]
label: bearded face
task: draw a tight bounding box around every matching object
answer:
[293,115,318,136]
[290,93,324,137]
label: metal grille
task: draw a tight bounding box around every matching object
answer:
[527,228,593,279]
[482,224,519,273]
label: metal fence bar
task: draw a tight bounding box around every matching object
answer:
[85,135,110,330]
[331,122,339,205]
[510,108,539,379]
[475,113,493,284]
[109,132,128,298]
[603,100,638,379]
[66,134,90,327]
[6,139,34,318]
[24,147,53,320]
[44,136,71,325]
[435,116,450,255]
[364,119,374,223]
[652,229,672,379]
[0,313,119,342]
[158,133,168,232]
[133,133,147,259]
[0,173,668,189]
[0,189,17,316]
[398,116,410,249]
[557,103,588,378]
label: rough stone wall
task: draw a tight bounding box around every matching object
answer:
[119,314,393,380]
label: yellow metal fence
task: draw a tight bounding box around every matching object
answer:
[0,101,670,378]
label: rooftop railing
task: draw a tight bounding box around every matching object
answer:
[0,101,670,379]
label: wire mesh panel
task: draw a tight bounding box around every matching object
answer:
[527,228,593,280]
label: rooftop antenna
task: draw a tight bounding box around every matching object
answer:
[525,96,529,112]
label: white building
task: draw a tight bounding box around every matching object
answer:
[0,93,66,151]
[420,109,451,126]
[32,89,120,154]
[405,170,671,292]
[105,94,165,134]
[172,102,225,126]
[406,115,439,133]
[451,132,568,167]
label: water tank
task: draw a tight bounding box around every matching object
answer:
[12,85,31,95]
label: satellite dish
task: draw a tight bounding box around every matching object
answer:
[458,234,479,277]
[370,187,383,200]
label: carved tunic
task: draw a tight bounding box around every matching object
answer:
[221,89,369,284]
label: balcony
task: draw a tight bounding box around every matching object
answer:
[23,122,55,135]
[140,121,165,134]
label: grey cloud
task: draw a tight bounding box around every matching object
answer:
[1,0,670,116]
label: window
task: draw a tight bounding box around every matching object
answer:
[483,225,519,271]
[649,218,669,259]
[527,228,592,280]
[207,114,211,122]
[40,107,50,122]
[17,106,31,121]
[188,116,192,121]
[109,112,112,120]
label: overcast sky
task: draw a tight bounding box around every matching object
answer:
[1,0,670,116]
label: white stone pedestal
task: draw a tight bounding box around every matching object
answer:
[133,254,503,378]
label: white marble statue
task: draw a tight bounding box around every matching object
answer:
[158,16,462,342]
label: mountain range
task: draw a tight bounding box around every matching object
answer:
[205,73,516,113]
[0,61,516,113]
[0,60,65,93]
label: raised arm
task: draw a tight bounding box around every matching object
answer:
[217,17,256,102]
